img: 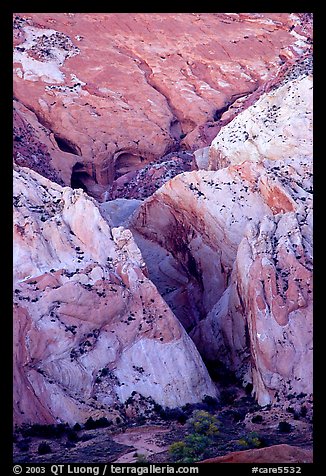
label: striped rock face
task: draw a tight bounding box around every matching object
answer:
[13,13,312,199]
[12,13,313,426]
[13,166,217,425]
[130,60,313,406]
[200,444,313,463]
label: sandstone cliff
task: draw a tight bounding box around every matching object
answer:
[13,165,217,425]
[13,13,312,199]
[130,59,313,406]
[12,12,313,429]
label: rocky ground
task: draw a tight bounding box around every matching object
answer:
[13,385,312,463]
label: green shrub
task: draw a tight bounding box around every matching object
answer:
[135,453,149,463]
[184,433,211,455]
[187,410,220,436]
[237,432,262,449]
[169,434,211,463]
[169,441,192,462]
[237,438,249,448]
[169,410,221,462]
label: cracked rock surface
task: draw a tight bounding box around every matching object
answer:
[13,165,217,425]
[130,62,313,407]
[13,13,312,195]
[12,14,313,459]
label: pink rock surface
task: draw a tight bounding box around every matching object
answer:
[13,165,217,425]
[200,444,313,463]
[12,13,313,426]
[130,63,313,406]
[208,57,313,171]
[13,99,78,185]
[13,13,312,191]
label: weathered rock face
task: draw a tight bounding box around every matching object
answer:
[13,99,75,185]
[108,152,193,200]
[13,165,217,426]
[234,208,312,405]
[12,12,313,432]
[130,61,313,406]
[130,165,273,334]
[13,13,312,193]
[208,57,313,171]
[200,444,313,463]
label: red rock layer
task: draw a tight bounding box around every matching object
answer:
[200,444,313,463]
[13,13,312,193]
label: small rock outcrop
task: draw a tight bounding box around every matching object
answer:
[200,444,313,463]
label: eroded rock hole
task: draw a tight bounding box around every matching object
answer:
[114,153,147,180]
[213,103,231,121]
[54,134,80,155]
[169,119,183,141]
[71,162,91,192]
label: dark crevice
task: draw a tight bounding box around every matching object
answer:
[71,162,89,192]
[213,89,258,122]
[213,103,232,121]
[169,119,183,141]
[54,135,80,155]
[205,359,240,386]
[71,172,88,192]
